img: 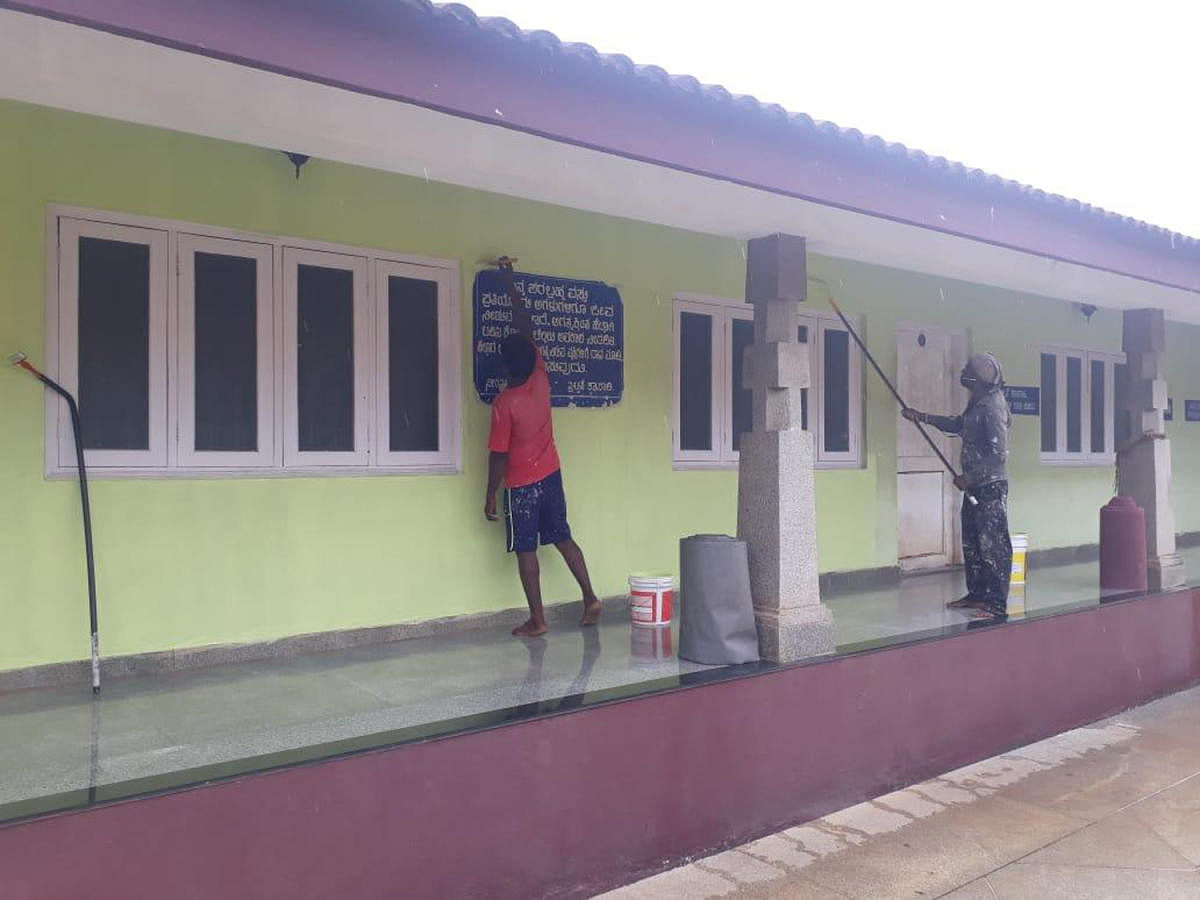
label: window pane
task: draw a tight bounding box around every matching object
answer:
[1090,359,1106,453]
[194,252,258,452]
[730,318,754,452]
[679,312,713,451]
[296,264,355,452]
[1040,353,1057,452]
[1114,363,1131,448]
[388,275,439,452]
[823,328,850,453]
[798,324,809,431]
[1066,356,1082,453]
[77,237,150,450]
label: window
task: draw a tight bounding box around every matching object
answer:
[1039,346,1124,465]
[374,260,456,468]
[56,218,169,468]
[178,234,274,467]
[47,208,460,476]
[672,296,862,468]
[283,248,371,467]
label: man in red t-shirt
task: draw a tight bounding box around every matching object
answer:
[484,260,601,637]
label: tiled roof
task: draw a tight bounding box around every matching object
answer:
[421,1,1196,248]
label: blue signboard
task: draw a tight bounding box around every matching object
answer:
[473,269,624,408]
[1003,385,1040,416]
[1186,400,1200,422]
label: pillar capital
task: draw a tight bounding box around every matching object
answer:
[745,234,807,304]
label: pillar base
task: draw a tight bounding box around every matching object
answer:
[1149,554,1186,591]
[756,605,835,663]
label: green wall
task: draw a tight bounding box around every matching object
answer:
[2,99,1198,671]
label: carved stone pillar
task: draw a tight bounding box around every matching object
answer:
[1118,308,1185,590]
[737,234,835,661]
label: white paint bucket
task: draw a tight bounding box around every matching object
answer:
[629,573,674,627]
[1011,534,1029,585]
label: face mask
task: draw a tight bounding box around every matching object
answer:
[960,373,975,389]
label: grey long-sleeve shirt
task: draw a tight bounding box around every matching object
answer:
[925,387,1012,487]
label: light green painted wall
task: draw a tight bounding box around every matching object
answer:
[2,99,1198,671]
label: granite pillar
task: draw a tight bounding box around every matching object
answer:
[1118,308,1186,590]
[737,234,835,661]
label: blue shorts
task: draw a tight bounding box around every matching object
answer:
[505,469,572,553]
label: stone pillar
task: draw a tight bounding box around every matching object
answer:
[737,234,835,661]
[1118,308,1185,590]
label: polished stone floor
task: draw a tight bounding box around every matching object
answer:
[601,682,1200,899]
[2,548,1197,819]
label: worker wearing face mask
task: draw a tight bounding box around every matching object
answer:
[903,353,1013,620]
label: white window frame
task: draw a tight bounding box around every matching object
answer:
[54,217,170,469]
[672,296,726,466]
[44,205,461,478]
[282,247,371,468]
[671,295,863,470]
[373,259,460,469]
[177,233,276,468]
[1039,345,1124,466]
[810,315,864,467]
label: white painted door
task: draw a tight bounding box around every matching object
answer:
[896,325,968,571]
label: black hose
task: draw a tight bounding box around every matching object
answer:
[33,370,100,694]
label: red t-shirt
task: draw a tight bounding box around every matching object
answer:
[487,349,561,488]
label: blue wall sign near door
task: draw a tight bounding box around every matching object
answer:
[1003,385,1040,415]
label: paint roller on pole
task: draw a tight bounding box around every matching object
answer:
[9,351,103,691]
[816,290,979,506]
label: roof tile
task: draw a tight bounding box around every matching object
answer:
[418,1,1194,246]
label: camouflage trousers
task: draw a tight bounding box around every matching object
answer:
[962,480,1012,612]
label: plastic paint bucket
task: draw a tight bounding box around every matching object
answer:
[629,573,674,627]
[1011,534,1028,586]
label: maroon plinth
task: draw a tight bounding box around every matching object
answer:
[1100,496,1149,592]
[1,588,1198,899]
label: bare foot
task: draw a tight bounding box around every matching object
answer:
[580,597,602,626]
[512,619,548,637]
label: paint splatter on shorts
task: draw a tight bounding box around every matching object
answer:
[505,469,571,553]
[962,479,1012,613]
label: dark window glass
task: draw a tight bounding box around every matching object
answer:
[1040,353,1057,452]
[388,276,439,452]
[194,252,257,452]
[798,324,809,431]
[1114,363,1131,448]
[1090,359,1106,453]
[296,264,355,452]
[730,318,754,452]
[77,237,150,450]
[1066,356,1082,453]
[679,312,713,451]
[823,328,850,453]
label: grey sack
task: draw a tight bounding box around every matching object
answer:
[678,534,760,665]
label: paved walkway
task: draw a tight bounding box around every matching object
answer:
[600,684,1200,898]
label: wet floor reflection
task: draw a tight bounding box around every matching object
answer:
[508,626,604,718]
[630,624,672,665]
